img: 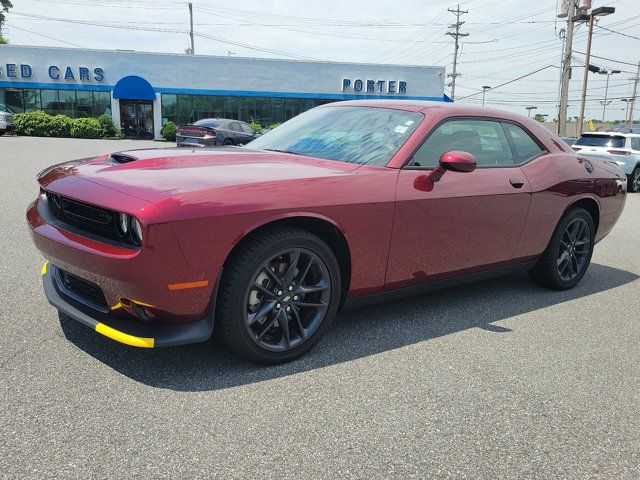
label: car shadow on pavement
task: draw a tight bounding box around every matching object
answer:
[59,263,638,392]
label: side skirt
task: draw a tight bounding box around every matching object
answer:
[343,260,538,310]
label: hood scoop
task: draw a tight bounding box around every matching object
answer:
[109,153,138,164]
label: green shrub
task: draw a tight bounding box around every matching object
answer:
[161,121,177,141]
[267,122,281,130]
[13,111,54,137]
[70,117,104,139]
[50,115,74,137]
[97,114,118,137]
[248,121,263,134]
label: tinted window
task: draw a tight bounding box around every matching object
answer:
[247,106,423,166]
[575,134,625,148]
[631,137,640,151]
[194,119,222,128]
[239,122,255,135]
[412,119,514,167]
[503,123,544,162]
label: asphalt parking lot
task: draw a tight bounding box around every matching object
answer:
[1,135,639,479]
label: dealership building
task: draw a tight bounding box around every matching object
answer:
[0,45,448,139]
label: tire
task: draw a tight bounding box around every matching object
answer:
[0,131,5,136]
[216,226,341,363]
[628,167,640,193]
[222,139,233,146]
[528,207,595,290]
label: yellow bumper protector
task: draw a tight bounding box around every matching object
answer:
[41,261,49,277]
[110,302,123,310]
[131,299,154,308]
[95,322,155,348]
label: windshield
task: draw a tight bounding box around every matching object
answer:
[246,106,423,166]
[575,134,625,148]
[0,104,14,114]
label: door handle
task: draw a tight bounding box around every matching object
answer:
[509,178,525,189]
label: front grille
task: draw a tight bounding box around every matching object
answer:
[43,190,139,248]
[57,268,109,312]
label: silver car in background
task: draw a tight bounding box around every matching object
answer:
[572,132,640,192]
[0,103,15,136]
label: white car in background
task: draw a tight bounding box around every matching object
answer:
[572,132,640,192]
[0,103,15,136]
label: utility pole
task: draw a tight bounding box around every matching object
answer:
[576,13,595,137]
[446,5,468,101]
[625,62,640,133]
[576,6,615,137]
[600,69,621,123]
[481,85,491,106]
[558,1,576,136]
[188,2,195,55]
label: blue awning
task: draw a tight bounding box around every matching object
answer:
[113,75,156,101]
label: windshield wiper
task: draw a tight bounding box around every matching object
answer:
[261,148,300,156]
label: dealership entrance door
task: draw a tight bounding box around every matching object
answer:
[119,100,154,139]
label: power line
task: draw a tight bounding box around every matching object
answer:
[3,23,85,48]
[457,64,558,100]
[595,24,640,41]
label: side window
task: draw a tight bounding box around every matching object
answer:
[503,123,545,163]
[631,137,640,151]
[411,119,514,167]
[228,122,241,132]
[239,122,255,135]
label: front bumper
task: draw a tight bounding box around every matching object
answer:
[43,262,214,348]
[0,123,14,132]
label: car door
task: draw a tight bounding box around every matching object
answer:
[238,122,258,144]
[229,122,243,145]
[385,117,535,289]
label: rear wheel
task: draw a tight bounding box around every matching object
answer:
[528,207,595,290]
[216,226,341,363]
[222,139,234,146]
[628,167,640,193]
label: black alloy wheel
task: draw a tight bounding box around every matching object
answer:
[630,167,640,193]
[216,226,341,363]
[556,218,591,282]
[244,248,331,352]
[528,207,595,290]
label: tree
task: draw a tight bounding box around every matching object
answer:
[532,113,546,123]
[0,0,13,30]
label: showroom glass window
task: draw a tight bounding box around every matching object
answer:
[411,119,515,167]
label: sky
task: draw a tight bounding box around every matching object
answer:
[2,0,639,121]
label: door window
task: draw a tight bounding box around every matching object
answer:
[502,122,545,163]
[239,122,255,135]
[411,119,514,167]
[228,122,242,132]
[631,137,640,151]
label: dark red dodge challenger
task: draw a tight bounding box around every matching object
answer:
[28,101,627,363]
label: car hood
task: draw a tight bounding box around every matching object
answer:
[38,147,361,203]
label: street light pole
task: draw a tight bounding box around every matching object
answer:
[526,106,537,118]
[600,69,620,122]
[481,86,491,106]
[576,6,615,137]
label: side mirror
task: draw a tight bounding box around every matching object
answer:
[415,150,477,192]
[439,151,477,173]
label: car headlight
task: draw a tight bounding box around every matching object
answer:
[131,217,143,243]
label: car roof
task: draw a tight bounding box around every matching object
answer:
[321,99,534,123]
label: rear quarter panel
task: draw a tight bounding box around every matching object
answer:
[517,154,625,257]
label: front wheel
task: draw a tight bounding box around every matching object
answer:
[528,207,595,290]
[628,167,640,193]
[216,226,341,363]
